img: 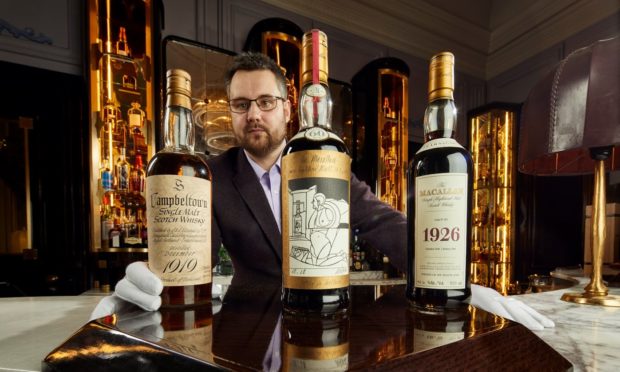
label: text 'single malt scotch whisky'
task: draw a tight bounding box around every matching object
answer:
[281,29,351,315]
[407,52,472,310]
[146,69,213,307]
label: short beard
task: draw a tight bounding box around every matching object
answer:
[238,123,286,158]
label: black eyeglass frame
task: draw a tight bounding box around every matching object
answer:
[227,95,286,113]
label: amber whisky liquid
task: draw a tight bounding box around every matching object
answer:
[147,152,212,306]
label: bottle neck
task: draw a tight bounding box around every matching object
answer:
[164,93,195,153]
[298,81,333,130]
[423,98,457,142]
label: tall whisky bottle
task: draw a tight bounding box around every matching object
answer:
[281,29,351,315]
[407,52,472,310]
[146,69,212,307]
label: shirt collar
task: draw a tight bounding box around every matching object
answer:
[243,149,281,179]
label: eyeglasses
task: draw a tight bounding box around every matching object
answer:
[228,96,285,114]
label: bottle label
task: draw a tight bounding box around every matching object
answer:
[282,150,350,289]
[146,175,212,286]
[290,128,342,143]
[284,343,349,371]
[414,173,468,289]
[306,83,327,97]
[416,138,463,154]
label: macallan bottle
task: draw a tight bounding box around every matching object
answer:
[407,52,472,310]
[281,29,351,315]
[146,69,212,307]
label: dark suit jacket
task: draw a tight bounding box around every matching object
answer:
[207,147,407,281]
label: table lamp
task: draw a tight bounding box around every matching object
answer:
[519,36,620,307]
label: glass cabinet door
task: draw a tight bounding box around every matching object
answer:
[468,103,520,295]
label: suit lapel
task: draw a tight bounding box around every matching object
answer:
[232,150,282,262]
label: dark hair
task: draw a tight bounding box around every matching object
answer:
[225,52,287,98]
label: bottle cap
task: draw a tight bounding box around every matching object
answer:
[301,29,328,86]
[428,52,454,102]
[166,69,192,110]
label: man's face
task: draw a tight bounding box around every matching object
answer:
[228,70,290,158]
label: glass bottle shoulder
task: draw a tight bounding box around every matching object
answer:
[411,145,472,176]
[146,151,212,180]
[283,128,349,155]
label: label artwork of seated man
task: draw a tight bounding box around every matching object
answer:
[289,187,349,271]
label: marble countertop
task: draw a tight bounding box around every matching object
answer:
[515,276,620,372]
[0,277,618,371]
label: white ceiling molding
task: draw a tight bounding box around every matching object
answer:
[487,0,620,78]
[262,0,619,80]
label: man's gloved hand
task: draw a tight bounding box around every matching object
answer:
[469,284,555,331]
[90,261,163,321]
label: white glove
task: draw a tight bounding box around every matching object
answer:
[90,261,163,321]
[469,284,555,331]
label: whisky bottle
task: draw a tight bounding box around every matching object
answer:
[146,69,212,307]
[281,313,349,371]
[116,26,131,57]
[114,148,131,192]
[407,52,472,310]
[281,29,351,315]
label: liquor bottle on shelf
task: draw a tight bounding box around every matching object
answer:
[114,147,131,192]
[100,188,114,250]
[146,69,213,307]
[123,170,146,248]
[281,29,351,316]
[127,102,148,156]
[382,255,392,279]
[281,313,349,371]
[351,229,362,272]
[407,52,472,310]
[99,157,113,191]
[130,154,146,194]
[116,26,131,57]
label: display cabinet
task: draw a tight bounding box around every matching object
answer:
[163,37,236,158]
[244,19,353,146]
[87,0,157,289]
[245,18,303,139]
[468,103,520,294]
[352,58,409,212]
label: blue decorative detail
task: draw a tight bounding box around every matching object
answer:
[0,18,53,45]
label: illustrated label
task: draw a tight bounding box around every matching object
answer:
[146,175,211,286]
[282,150,350,290]
[414,173,468,289]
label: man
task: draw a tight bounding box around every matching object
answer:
[91,51,407,318]
[209,52,407,281]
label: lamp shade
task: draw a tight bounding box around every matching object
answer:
[519,36,620,175]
